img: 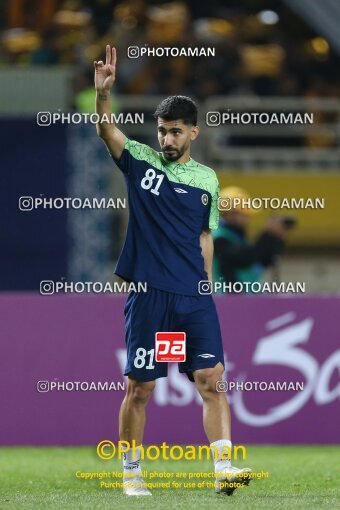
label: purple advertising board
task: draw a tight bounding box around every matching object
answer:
[0,294,339,445]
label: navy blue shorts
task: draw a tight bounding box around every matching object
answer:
[123,287,224,382]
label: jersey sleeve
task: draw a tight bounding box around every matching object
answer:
[209,176,220,230]
[110,138,161,176]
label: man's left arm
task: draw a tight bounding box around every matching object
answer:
[200,229,214,282]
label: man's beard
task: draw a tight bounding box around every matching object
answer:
[161,145,186,162]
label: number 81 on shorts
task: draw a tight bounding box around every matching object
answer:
[133,332,186,369]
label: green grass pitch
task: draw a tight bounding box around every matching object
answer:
[0,445,339,510]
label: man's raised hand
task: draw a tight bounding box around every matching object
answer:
[94,45,116,92]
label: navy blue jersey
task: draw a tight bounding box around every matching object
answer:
[111,138,219,296]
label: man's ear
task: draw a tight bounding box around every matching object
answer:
[190,125,200,141]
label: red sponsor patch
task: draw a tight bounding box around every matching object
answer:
[155,332,186,362]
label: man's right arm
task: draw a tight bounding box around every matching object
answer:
[94,45,125,159]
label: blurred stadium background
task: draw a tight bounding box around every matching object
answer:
[1,0,340,291]
[1,0,339,497]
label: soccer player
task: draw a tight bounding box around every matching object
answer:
[94,45,251,496]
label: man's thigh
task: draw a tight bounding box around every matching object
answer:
[174,295,225,382]
[124,288,173,381]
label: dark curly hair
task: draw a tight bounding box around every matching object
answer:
[153,95,198,125]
